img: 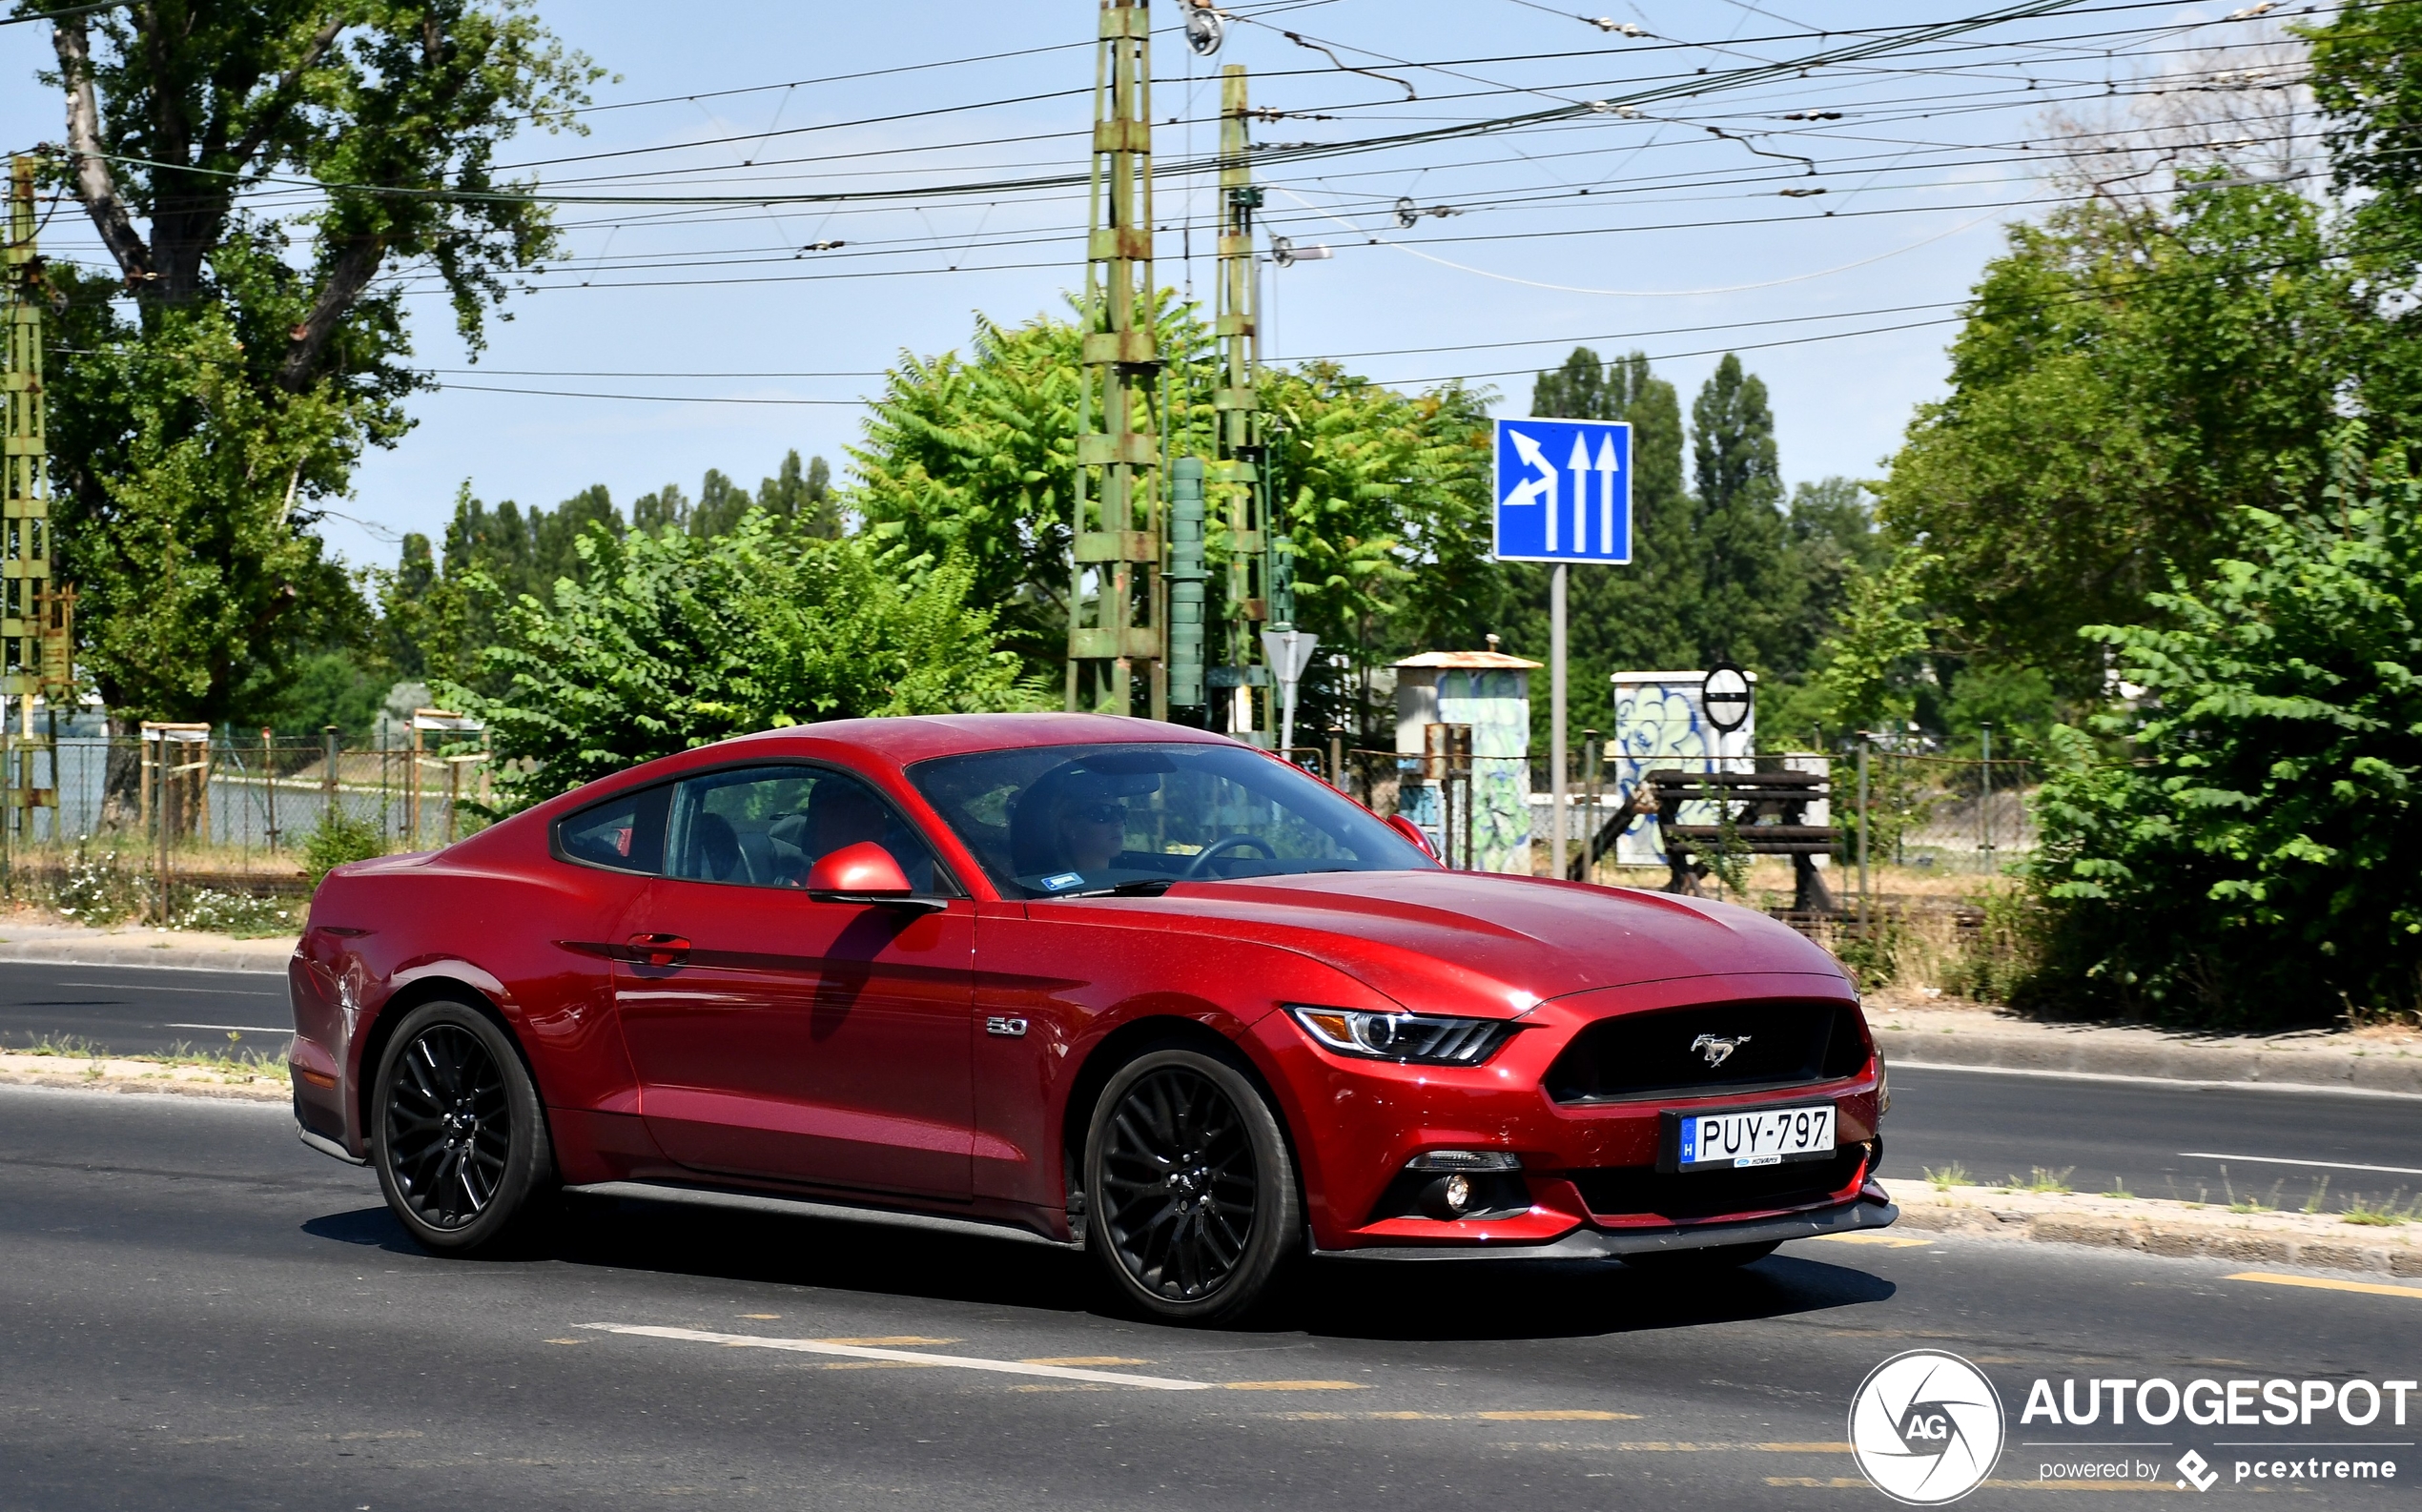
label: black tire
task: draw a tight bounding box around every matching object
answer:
[371,999,556,1255]
[1083,1048,1299,1325]
[1620,1239,1779,1272]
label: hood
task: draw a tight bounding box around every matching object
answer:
[1073,869,1848,1014]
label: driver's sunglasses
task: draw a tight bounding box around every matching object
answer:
[1074,801,1126,825]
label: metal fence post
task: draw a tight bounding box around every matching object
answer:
[322,725,339,829]
[1857,740,1871,930]
[1979,721,1994,868]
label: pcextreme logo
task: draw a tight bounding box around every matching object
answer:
[1850,1350,2007,1505]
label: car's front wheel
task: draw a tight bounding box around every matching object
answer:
[1084,1048,1299,1325]
[371,999,555,1254]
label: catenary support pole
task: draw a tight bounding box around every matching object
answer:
[1550,562,1568,879]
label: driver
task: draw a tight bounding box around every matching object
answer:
[1047,775,1131,874]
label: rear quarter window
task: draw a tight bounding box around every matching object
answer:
[554,783,670,874]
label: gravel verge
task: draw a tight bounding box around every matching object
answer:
[1882,1176,2422,1279]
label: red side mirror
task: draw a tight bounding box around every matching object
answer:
[1386,813,1440,862]
[806,840,913,897]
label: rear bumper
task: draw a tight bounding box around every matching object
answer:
[1312,1193,1898,1261]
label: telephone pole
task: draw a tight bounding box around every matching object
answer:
[1067,0,1165,718]
[4,155,69,839]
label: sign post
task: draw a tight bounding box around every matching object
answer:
[1260,628,1319,763]
[1492,418,1632,878]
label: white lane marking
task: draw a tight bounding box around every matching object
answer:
[57,982,284,997]
[577,1323,1214,1390]
[164,1024,295,1035]
[2179,1152,2422,1177]
[1887,1061,2422,1102]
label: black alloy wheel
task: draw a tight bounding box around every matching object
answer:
[1085,1048,1298,1324]
[372,999,555,1254]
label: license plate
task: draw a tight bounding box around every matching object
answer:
[1673,1104,1836,1171]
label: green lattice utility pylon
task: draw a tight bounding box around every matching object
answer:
[4,155,69,836]
[1211,64,1271,738]
[1066,0,1165,718]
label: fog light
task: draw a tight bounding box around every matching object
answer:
[1418,1174,1473,1220]
[1406,1149,1520,1172]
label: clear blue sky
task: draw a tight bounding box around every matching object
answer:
[1,1,2288,572]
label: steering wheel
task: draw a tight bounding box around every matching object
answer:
[1180,833,1279,880]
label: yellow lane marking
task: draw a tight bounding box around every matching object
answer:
[815,1336,962,1346]
[2224,1271,2422,1301]
[1501,1441,1848,1453]
[1271,1411,1639,1422]
[738,1313,781,1320]
[1769,1478,2206,1493]
[543,1338,585,1346]
[1022,1357,1154,1367]
[580,1324,1208,1390]
[1808,1233,1934,1248]
[1221,1380,1367,1391]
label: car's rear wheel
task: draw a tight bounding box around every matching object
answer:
[371,999,555,1254]
[1620,1239,1779,1272]
[1084,1049,1298,1325]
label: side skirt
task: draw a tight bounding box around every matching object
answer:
[564,1179,1084,1251]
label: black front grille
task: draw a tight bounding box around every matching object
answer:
[1544,999,1868,1103]
[1570,1146,1868,1221]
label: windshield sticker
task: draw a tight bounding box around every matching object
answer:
[1040,872,1085,891]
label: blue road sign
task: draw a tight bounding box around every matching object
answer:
[1492,417,1632,563]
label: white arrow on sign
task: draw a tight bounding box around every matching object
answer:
[1505,428,1559,551]
[1567,434,1593,555]
[1595,432,1621,556]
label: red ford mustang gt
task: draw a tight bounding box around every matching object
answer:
[289,712,1894,1322]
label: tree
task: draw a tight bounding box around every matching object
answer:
[850,302,1216,681]
[1878,190,2365,691]
[452,512,1046,812]
[1686,354,1804,674]
[2304,1,2422,439]
[2023,452,2422,1027]
[31,0,598,735]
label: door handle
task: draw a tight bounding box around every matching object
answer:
[626,932,691,968]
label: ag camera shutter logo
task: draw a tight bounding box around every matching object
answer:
[1850,1349,2007,1504]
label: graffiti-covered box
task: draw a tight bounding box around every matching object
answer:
[1608,670,1755,866]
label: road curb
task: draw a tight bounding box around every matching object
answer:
[1874,1021,2422,1096]
[1881,1179,2422,1279]
[0,940,293,974]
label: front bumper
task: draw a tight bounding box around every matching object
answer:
[1313,1192,1899,1261]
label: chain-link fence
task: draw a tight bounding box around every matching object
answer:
[0,731,493,909]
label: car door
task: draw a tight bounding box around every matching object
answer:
[613,762,976,1197]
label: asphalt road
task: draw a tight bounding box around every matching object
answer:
[5,959,2417,1214]
[0,959,291,1058]
[1,1083,2414,1510]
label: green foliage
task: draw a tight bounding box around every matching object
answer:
[451,512,1045,811]
[1878,191,2366,690]
[2024,459,2422,1026]
[1805,546,1937,737]
[851,302,1212,681]
[302,808,390,887]
[35,0,600,727]
[273,649,391,741]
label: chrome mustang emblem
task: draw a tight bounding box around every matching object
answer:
[1691,1033,1751,1068]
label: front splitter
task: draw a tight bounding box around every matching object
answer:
[1313,1196,1899,1261]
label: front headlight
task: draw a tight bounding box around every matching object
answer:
[1285,1005,1518,1067]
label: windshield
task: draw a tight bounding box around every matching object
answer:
[907,741,1435,899]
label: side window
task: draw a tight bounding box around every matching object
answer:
[664,765,953,894]
[555,783,670,875]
